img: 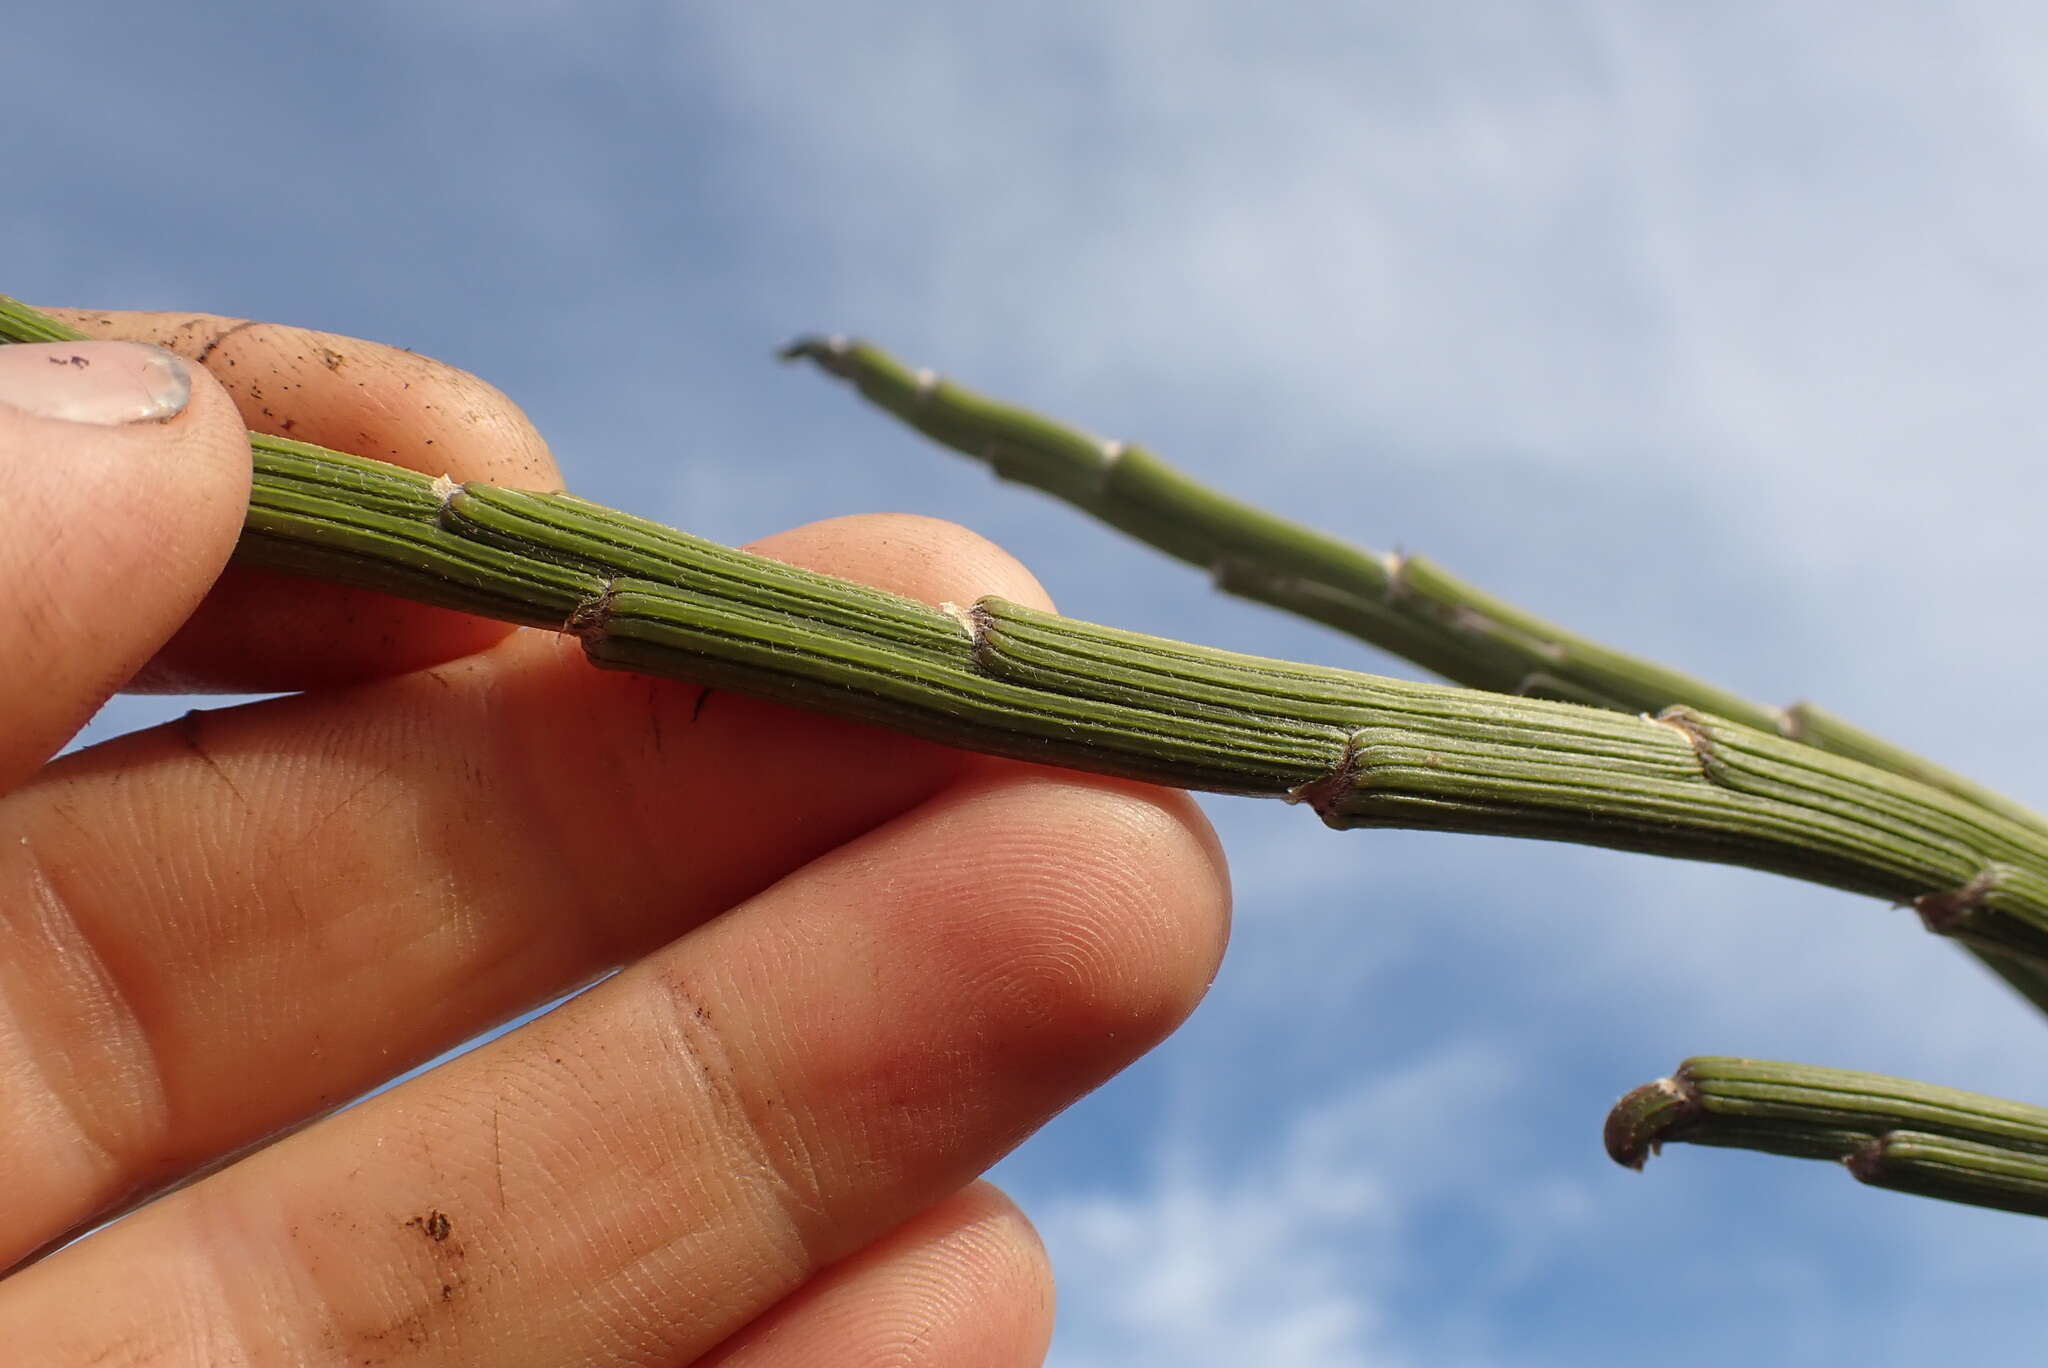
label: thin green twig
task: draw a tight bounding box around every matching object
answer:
[779,336,2038,831]
[1607,1057,2048,1218]
[779,334,2048,1016]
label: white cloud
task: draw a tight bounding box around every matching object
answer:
[1028,1043,1538,1368]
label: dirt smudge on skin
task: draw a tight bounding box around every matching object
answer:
[405,1209,453,1242]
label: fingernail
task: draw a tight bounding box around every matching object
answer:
[0,341,193,425]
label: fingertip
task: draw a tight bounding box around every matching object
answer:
[703,1181,1054,1367]
[739,513,1236,945]
[42,307,559,691]
[937,1180,1054,1300]
[39,307,558,487]
[941,774,1231,1052]
[745,512,1057,614]
[0,347,250,784]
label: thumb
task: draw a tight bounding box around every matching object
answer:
[0,340,251,792]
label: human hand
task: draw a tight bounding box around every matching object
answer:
[0,314,1230,1365]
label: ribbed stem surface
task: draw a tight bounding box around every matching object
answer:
[237,436,2048,969]
[779,335,2040,830]
[1607,1057,2048,1218]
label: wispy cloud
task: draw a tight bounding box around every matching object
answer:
[1025,1043,1537,1367]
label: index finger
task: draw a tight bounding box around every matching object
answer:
[42,306,562,693]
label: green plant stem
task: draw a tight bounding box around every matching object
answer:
[229,451,2048,966]
[1606,1057,2048,1218]
[779,336,2038,830]
[778,333,2048,1015]
[6,295,2048,971]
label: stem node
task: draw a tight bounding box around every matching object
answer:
[1914,868,2002,936]
[566,580,618,641]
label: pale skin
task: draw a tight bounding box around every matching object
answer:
[0,311,1231,1365]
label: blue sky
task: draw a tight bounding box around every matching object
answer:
[15,3,2048,1362]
